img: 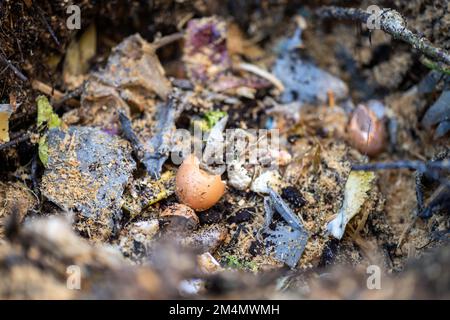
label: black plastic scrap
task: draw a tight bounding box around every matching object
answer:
[268,188,305,230]
[422,89,450,139]
[272,26,348,104]
[41,126,136,239]
[146,99,177,179]
[119,99,176,179]
[263,188,309,269]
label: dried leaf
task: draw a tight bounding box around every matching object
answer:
[183,17,270,93]
[63,24,97,89]
[72,34,172,132]
[327,170,376,239]
[0,104,12,143]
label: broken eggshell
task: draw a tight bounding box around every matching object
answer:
[227,160,254,191]
[197,252,223,274]
[181,224,228,253]
[250,170,282,194]
[175,155,226,211]
[160,203,200,233]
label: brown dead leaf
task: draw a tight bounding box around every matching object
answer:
[67,34,172,131]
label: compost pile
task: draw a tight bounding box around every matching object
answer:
[0,0,449,299]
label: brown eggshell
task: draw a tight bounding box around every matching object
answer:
[175,155,225,211]
[348,104,386,157]
[160,203,199,232]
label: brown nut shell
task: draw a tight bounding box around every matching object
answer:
[175,155,225,211]
[348,104,386,157]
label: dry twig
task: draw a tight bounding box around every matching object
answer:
[317,6,450,66]
[0,48,28,82]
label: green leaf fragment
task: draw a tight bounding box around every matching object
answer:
[37,95,61,129]
[224,254,258,272]
[38,135,49,166]
[36,96,62,166]
[204,110,227,129]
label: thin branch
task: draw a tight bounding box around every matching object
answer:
[0,48,28,82]
[397,215,418,249]
[317,6,450,66]
[51,82,85,109]
[0,132,31,151]
[352,160,450,188]
[31,80,80,108]
[236,62,285,92]
[420,56,450,76]
[152,32,184,50]
[118,111,153,174]
[34,3,60,47]
[352,160,450,172]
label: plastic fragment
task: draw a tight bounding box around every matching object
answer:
[422,90,450,138]
[264,224,309,269]
[268,188,305,230]
[327,170,376,239]
[41,126,136,240]
[263,188,309,268]
[272,26,348,104]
